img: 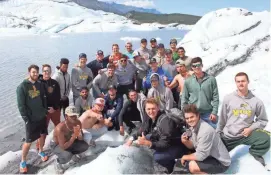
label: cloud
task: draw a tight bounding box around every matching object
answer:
[99,0,156,9]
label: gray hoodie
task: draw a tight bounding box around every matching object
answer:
[130,58,149,79]
[92,71,118,97]
[217,91,268,139]
[115,61,137,85]
[135,47,153,63]
[52,68,71,98]
[147,74,174,110]
[75,95,94,114]
[71,66,93,97]
[190,119,231,166]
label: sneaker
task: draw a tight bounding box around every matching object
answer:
[253,155,266,166]
[54,160,65,174]
[20,161,27,174]
[38,151,48,162]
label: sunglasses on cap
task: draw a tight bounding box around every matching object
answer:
[191,63,202,68]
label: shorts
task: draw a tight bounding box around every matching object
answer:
[25,118,48,143]
[194,157,229,174]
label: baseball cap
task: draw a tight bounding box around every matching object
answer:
[165,49,173,54]
[141,38,147,43]
[149,58,157,64]
[79,53,87,59]
[97,50,103,55]
[170,38,177,44]
[65,106,79,117]
[108,84,117,90]
[132,51,141,58]
[176,59,186,66]
[150,73,159,82]
[94,98,105,106]
[150,38,157,42]
[157,43,164,49]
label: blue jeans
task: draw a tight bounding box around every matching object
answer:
[200,113,217,128]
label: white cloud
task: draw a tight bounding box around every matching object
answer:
[98,0,156,9]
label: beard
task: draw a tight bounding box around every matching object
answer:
[29,74,38,81]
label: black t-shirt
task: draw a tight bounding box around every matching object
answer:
[87,58,109,77]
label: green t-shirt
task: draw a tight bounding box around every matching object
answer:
[172,51,179,61]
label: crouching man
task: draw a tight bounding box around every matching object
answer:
[50,106,89,174]
[181,104,231,174]
[79,98,113,146]
[125,98,187,174]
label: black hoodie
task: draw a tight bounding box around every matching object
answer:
[39,74,61,110]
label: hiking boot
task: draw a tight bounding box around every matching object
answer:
[54,160,65,174]
[38,151,48,162]
[20,161,27,174]
[252,155,266,166]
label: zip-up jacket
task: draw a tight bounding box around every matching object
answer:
[103,94,124,121]
[52,68,71,99]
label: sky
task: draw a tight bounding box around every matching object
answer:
[99,0,270,16]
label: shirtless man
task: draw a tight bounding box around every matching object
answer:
[79,98,113,146]
[167,59,191,108]
[50,106,88,174]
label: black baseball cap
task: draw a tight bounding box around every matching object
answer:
[108,84,117,90]
[79,53,87,59]
[149,58,157,64]
[97,50,103,55]
[141,38,147,43]
[157,43,164,48]
[150,38,157,42]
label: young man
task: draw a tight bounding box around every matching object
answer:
[153,43,166,66]
[118,90,146,135]
[50,106,89,174]
[147,73,174,111]
[106,44,123,66]
[167,59,192,108]
[143,58,173,90]
[79,98,113,146]
[16,65,49,173]
[217,72,270,168]
[103,85,124,131]
[115,55,137,97]
[181,104,231,174]
[124,42,134,59]
[135,38,153,64]
[169,38,179,61]
[52,58,71,117]
[162,49,177,78]
[181,57,219,128]
[125,98,187,174]
[87,50,109,77]
[71,53,94,103]
[176,47,192,70]
[75,87,94,116]
[150,38,158,56]
[91,64,118,98]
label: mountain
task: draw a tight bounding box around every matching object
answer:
[71,0,161,15]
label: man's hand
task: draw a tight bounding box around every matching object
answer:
[163,76,168,82]
[104,117,113,127]
[120,126,125,136]
[125,140,133,147]
[73,125,81,137]
[181,133,189,143]
[48,107,55,114]
[181,157,186,166]
[209,114,217,123]
[242,128,252,137]
[137,132,151,147]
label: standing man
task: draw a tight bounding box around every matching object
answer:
[177,47,192,70]
[71,53,93,103]
[103,85,124,131]
[16,65,49,173]
[91,64,118,98]
[181,104,231,174]
[119,90,146,135]
[136,38,153,64]
[162,49,177,78]
[150,38,158,56]
[125,98,187,174]
[87,50,109,77]
[124,42,134,59]
[217,72,270,168]
[75,87,94,116]
[106,44,123,66]
[153,43,166,66]
[52,58,71,117]
[169,38,179,61]
[182,57,219,128]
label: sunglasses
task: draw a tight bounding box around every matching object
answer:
[120,59,127,62]
[191,63,202,68]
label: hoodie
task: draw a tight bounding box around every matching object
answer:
[52,68,71,99]
[75,95,94,116]
[147,74,174,111]
[217,91,268,139]
[130,58,149,79]
[92,71,118,97]
[71,66,93,97]
[16,79,47,122]
[39,75,61,110]
[115,61,137,85]
[153,53,165,66]
[135,47,153,62]
[143,67,173,89]
[191,119,231,166]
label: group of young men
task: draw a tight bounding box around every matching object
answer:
[16,37,270,174]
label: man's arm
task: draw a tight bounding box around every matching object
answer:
[56,127,77,150]
[193,131,215,161]
[16,85,29,122]
[53,81,61,110]
[71,68,81,90]
[109,96,124,121]
[92,74,102,96]
[118,100,130,127]
[75,98,82,113]
[216,97,228,134]
[181,80,189,109]
[66,74,71,97]
[211,78,219,115]
[165,88,174,111]
[249,100,268,131]
[168,76,178,89]
[86,69,94,90]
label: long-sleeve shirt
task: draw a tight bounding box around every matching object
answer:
[52,68,71,98]
[217,91,268,139]
[115,62,137,85]
[92,71,118,97]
